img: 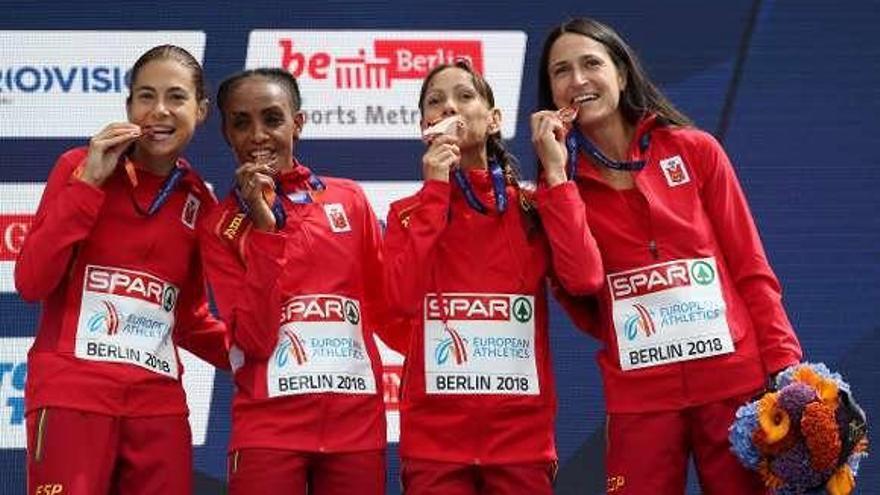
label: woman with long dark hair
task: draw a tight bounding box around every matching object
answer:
[532,17,802,494]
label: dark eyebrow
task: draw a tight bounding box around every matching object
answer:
[133,85,190,94]
[261,104,286,113]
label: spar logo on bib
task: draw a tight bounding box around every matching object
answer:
[425,294,512,321]
[86,266,177,312]
[246,30,526,139]
[281,295,360,325]
[609,261,691,300]
[691,260,715,285]
[511,297,533,323]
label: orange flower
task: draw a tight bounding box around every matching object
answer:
[793,366,839,406]
[801,402,841,471]
[826,465,855,495]
[756,393,791,444]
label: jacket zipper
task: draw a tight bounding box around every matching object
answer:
[634,181,659,261]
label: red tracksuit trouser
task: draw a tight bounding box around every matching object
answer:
[401,458,556,495]
[605,391,767,495]
[26,407,191,495]
[227,448,385,495]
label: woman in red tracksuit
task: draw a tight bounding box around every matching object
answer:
[15,45,228,495]
[383,60,604,494]
[531,18,803,494]
[202,68,389,495]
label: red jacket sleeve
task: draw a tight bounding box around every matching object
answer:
[354,186,405,354]
[697,133,802,374]
[173,198,231,371]
[534,181,604,295]
[201,213,287,361]
[382,180,450,320]
[15,149,105,302]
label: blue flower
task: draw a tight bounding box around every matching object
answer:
[729,401,761,469]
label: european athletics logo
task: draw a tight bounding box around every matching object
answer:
[624,303,656,341]
[86,300,120,335]
[435,325,468,366]
[275,329,309,368]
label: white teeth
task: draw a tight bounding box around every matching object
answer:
[145,125,173,134]
[573,94,598,104]
[250,150,277,166]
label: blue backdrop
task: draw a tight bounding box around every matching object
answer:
[1,0,876,493]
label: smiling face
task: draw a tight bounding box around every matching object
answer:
[126,59,207,163]
[420,67,500,151]
[221,76,304,171]
[547,33,627,133]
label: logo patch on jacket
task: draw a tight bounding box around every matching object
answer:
[660,155,690,187]
[323,203,351,233]
[181,193,200,229]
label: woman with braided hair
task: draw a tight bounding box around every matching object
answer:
[382,60,604,495]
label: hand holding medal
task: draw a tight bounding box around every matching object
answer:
[421,115,463,182]
[530,105,577,185]
[79,122,143,186]
[235,158,277,231]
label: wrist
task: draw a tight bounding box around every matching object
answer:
[424,170,450,183]
[544,171,567,187]
[78,171,104,187]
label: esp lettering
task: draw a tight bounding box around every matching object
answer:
[35,484,64,495]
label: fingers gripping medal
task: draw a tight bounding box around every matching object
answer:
[255,156,284,229]
[557,105,579,128]
[253,154,279,205]
[422,115,464,145]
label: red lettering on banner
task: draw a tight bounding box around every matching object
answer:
[281,296,346,324]
[609,262,691,300]
[279,39,331,80]
[374,40,483,80]
[0,214,32,261]
[276,38,484,89]
[425,295,509,321]
[383,365,401,410]
[85,266,165,305]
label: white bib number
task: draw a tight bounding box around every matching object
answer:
[75,265,179,378]
[267,295,376,397]
[609,258,734,371]
[423,293,539,395]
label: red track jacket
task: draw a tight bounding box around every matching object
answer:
[558,115,803,413]
[16,146,228,417]
[202,162,389,453]
[384,172,603,465]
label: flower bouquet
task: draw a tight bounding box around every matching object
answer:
[729,363,868,495]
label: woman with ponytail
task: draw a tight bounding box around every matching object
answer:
[382,60,604,494]
[202,68,390,495]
